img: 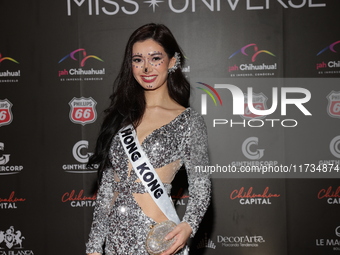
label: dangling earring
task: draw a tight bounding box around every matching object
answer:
[168,52,181,74]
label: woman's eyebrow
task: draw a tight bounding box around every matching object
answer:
[148,51,163,56]
[132,53,143,57]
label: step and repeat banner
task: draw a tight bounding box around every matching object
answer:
[1,1,340,254]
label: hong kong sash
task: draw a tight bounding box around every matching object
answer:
[119,125,181,225]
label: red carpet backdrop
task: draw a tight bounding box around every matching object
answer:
[1,0,340,254]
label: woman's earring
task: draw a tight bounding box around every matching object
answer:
[168,52,181,74]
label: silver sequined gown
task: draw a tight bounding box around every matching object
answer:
[86,108,211,255]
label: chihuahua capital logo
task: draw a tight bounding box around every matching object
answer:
[59,48,103,67]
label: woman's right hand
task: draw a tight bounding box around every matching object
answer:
[87,253,101,255]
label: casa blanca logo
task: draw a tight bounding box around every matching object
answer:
[199,84,312,128]
[66,0,326,16]
[0,226,24,249]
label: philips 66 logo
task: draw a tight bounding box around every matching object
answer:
[0,99,13,127]
[69,97,97,125]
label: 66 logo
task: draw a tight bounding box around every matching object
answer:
[241,92,268,120]
[0,99,13,127]
[69,97,97,125]
[327,91,340,119]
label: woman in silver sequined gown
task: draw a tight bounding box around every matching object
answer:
[86,24,211,255]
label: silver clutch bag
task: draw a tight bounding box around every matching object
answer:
[145,220,177,255]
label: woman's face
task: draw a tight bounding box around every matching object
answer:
[132,39,175,90]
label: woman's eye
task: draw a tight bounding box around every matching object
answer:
[132,58,143,63]
[152,57,162,62]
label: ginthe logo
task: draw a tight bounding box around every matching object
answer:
[0,142,10,165]
[242,137,264,160]
[73,140,92,163]
[330,136,340,159]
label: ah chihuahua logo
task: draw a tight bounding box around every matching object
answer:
[229,44,276,62]
[59,48,103,67]
[0,53,21,82]
[0,53,19,64]
[196,82,223,115]
[317,41,340,56]
[228,44,277,77]
[316,40,340,76]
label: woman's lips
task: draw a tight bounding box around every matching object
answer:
[141,75,157,83]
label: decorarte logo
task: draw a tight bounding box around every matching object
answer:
[58,48,105,82]
[316,40,340,76]
[197,233,216,250]
[327,91,340,119]
[228,43,277,77]
[0,53,20,83]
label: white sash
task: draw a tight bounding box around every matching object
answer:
[118,124,181,225]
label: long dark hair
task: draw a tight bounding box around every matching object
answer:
[87,23,190,182]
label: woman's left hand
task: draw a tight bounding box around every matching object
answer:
[160,221,192,255]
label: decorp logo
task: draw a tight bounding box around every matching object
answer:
[0,53,19,64]
[317,41,340,56]
[196,82,223,115]
[59,48,103,67]
[229,43,275,62]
